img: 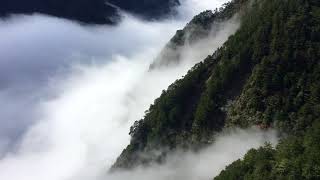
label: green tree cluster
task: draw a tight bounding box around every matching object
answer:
[215,119,320,180]
[112,0,320,171]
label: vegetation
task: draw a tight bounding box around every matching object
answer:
[226,0,320,135]
[150,0,246,68]
[215,120,320,180]
[214,1,320,178]
[113,0,320,177]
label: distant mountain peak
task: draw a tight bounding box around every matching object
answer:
[0,0,180,24]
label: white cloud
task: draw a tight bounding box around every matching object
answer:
[105,128,278,180]
[0,13,181,155]
[0,1,256,180]
[177,0,230,20]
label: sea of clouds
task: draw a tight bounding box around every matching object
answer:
[0,0,277,179]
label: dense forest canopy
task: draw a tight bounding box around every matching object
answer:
[112,1,320,178]
[4,0,318,178]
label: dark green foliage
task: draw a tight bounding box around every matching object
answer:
[214,1,320,178]
[214,120,320,180]
[113,0,252,169]
[226,0,320,135]
[112,0,320,171]
[150,0,246,68]
[215,144,276,180]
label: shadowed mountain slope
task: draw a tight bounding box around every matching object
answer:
[112,0,320,174]
[0,0,179,24]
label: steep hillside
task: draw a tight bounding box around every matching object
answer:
[112,0,320,174]
[150,0,245,68]
[112,0,250,169]
[0,0,179,24]
[214,1,320,178]
[215,120,320,180]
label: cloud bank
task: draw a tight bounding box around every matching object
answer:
[104,128,278,180]
[0,0,266,180]
[0,14,181,155]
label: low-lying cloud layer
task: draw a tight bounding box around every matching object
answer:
[0,14,181,155]
[0,0,268,179]
[105,128,278,180]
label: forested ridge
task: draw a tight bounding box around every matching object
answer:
[150,0,244,68]
[215,0,320,179]
[112,0,320,178]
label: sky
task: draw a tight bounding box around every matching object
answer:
[0,0,278,179]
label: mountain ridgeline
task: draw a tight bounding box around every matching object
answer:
[150,0,244,68]
[0,0,179,24]
[112,0,320,178]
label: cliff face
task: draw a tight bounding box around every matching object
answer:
[0,0,179,24]
[112,0,320,177]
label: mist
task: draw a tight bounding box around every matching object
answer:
[106,128,278,180]
[0,0,264,180]
[0,14,181,155]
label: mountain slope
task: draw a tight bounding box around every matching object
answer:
[150,0,244,68]
[215,0,320,179]
[0,0,179,24]
[112,0,320,174]
[112,0,250,169]
[215,120,320,180]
